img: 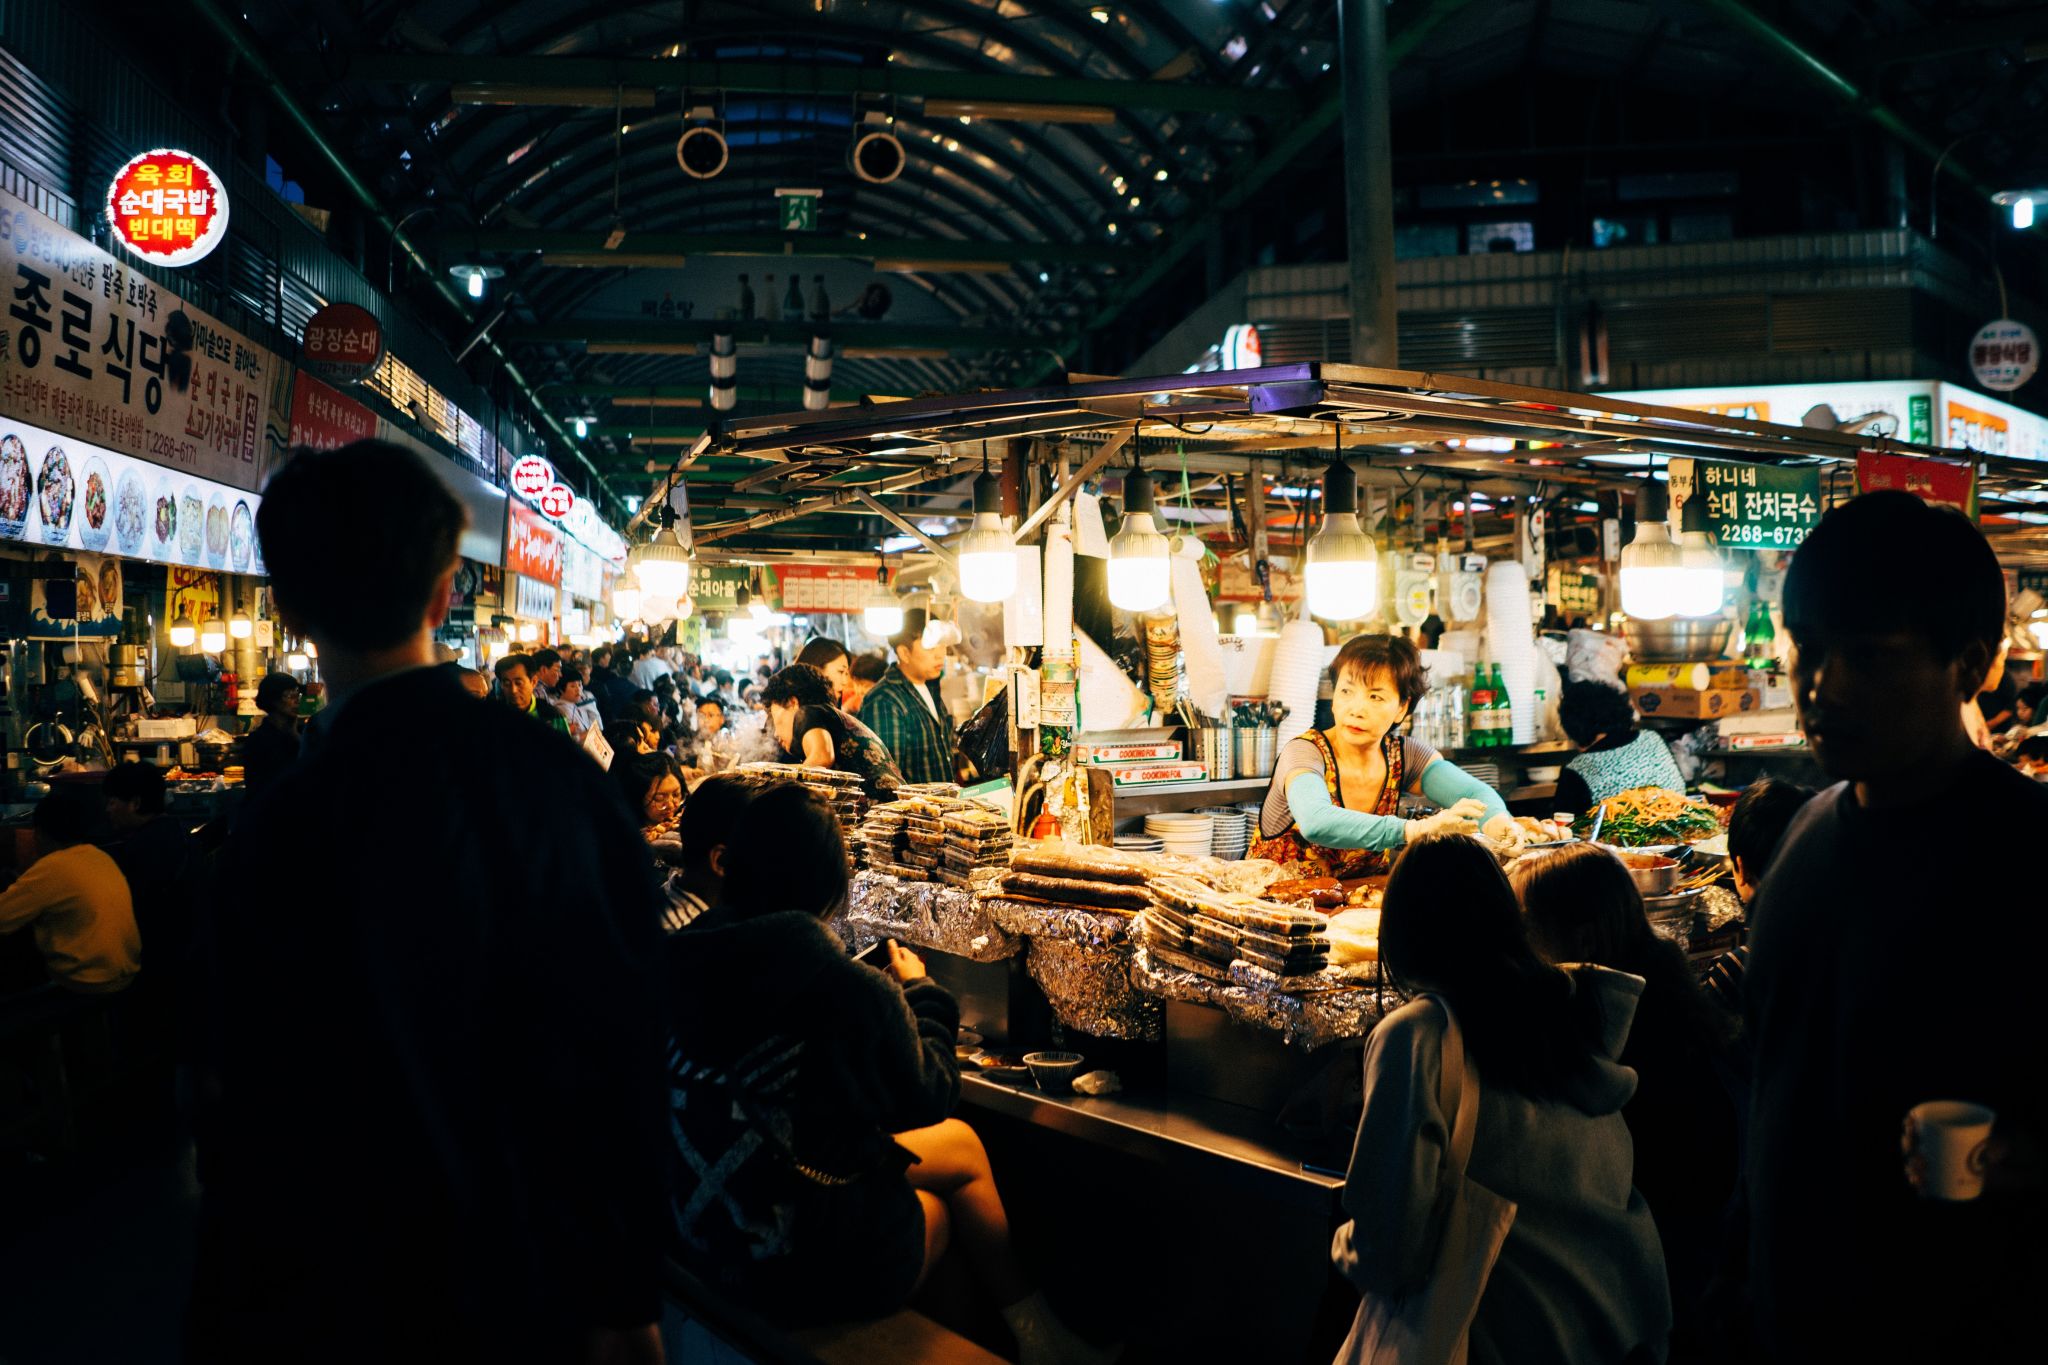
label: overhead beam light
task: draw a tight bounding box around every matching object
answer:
[851,112,905,184]
[448,262,503,299]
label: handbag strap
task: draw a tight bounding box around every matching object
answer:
[1424,993,1482,1179]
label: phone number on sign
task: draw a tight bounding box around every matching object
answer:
[1719,523,1811,549]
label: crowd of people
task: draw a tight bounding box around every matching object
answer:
[3,442,2039,1365]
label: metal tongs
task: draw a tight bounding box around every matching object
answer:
[1589,803,1608,844]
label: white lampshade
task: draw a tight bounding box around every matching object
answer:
[1107,468,1171,612]
[611,581,642,624]
[1673,496,1725,618]
[1232,607,1258,634]
[630,537,694,601]
[864,591,904,638]
[956,471,1017,603]
[1620,480,1685,620]
[199,619,229,653]
[168,613,197,647]
[638,594,678,623]
[1305,458,1379,621]
[285,650,310,671]
[305,640,319,660]
[228,611,253,639]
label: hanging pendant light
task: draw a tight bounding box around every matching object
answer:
[1107,458,1171,612]
[864,563,904,637]
[199,617,229,653]
[1305,447,1379,621]
[611,572,643,626]
[955,452,1017,603]
[629,535,693,603]
[169,612,198,647]
[228,610,253,639]
[1619,479,1685,620]
[1673,495,1724,618]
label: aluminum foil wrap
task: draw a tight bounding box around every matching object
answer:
[1024,936,1163,1042]
[843,871,1021,962]
[983,897,1137,949]
[1130,945,1390,1050]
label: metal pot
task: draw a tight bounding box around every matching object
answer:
[1622,616,1734,663]
[1612,850,1682,896]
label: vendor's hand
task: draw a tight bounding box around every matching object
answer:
[884,940,928,984]
[1482,813,1527,848]
[1406,802,1484,842]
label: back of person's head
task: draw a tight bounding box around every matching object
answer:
[720,781,848,917]
[1558,679,1638,747]
[591,644,614,669]
[1512,843,1733,1059]
[452,666,488,697]
[850,651,888,685]
[761,662,835,710]
[795,637,850,673]
[1784,490,2004,671]
[676,772,763,872]
[613,750,679,817]
[1382,834,1595,1103]
[32,795,91,847]
[255,671,299,713]
[1726,778,1815,883]
[531,647,562,671]
[258,441,464,650]
[103,760,167,815]
[495,653,532,681]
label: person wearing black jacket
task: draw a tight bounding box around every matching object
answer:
[190,441,667,1365]
[665,781,1110,1364]
[588,643,638,723]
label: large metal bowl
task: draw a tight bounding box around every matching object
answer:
[1610,850,1682,896]
[1623,615,1734,663]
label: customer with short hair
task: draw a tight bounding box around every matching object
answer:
[495,653,570,737]
[589,643,637,721]
[657,770,762,932]
[0,797,139,995]
[551,664,602,741]
[194,440,667,1364]
[1745,491,2048,1360]
[102,760,198,972]
[1701,778,1814,1011]
[240,672,302,798]
[762,662,904,800]
[663,782,1108,1363]
[847,651,887,713]
[1333,834,1671,1365]
[860,608,958,786]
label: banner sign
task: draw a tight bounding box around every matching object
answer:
[506,500,562,584]
[1,186,283,491]
[286,371,377,452]
[1854,450,1979,519]
[301,302,384,384]
[0,413,264,572]
[562,539,604,602]
[770,563,877,612]
[1669,457,1822,551]
[688,563,753,612]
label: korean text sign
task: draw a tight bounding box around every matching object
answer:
[506,501,563,584]
[1670,458,1822,551]
[106,149,229,268]
[286,372,377,452]
[1,186,282,491]
[1854,451,1979,519]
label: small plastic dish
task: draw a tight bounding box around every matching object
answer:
[1022,1051,1087,1093]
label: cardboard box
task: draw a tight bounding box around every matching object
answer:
[1634,679,1764,720]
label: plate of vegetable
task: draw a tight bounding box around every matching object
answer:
[1597,787,1722,847]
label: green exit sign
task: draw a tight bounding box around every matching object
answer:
[776,188,821,232]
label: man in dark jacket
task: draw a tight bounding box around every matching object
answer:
[589,643,638,722]
[190,441,667,1364]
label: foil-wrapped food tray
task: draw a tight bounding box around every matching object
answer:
[843,871,1022,962]
[1024,937,1162,1042]
[1130,945,1390,1051]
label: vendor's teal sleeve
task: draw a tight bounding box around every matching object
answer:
[1287,771,1411,852]
[1417,757,1509,823]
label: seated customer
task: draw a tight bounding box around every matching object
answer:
[1512,843,1736,1347]
[1554,679,1686,820]
[102,761,199,970]
[1335,834,1670,1365]
[0,797,140,994]
[657,771,761,932]
[613,751,683,844]
[665,782,1107,1364]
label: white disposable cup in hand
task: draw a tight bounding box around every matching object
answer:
[1908,1100,1997,1201]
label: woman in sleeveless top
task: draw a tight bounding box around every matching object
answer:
[1251,634,1526,879]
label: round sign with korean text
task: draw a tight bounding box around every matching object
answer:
[1969,319,2039,393]
[539,482,575,520]
[302,302,384,384]
[106,149,230,268]
[510,455,554,501]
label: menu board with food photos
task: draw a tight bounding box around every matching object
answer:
[0,413,264,574]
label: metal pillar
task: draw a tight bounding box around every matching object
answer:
[1338,0,1398,368]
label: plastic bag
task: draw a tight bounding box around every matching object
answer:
[955,686,1011,783]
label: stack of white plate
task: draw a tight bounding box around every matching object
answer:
[1462,761,1506,793]
[1145,812,1215,859]
[1201,806,1252,859]
[1114,833,1164,855]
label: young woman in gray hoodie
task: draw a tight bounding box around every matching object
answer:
[1333,834,1672,1364]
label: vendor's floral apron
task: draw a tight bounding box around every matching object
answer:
[1249,728,1405,879]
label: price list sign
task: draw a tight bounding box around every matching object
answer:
[1671,458,1821,551]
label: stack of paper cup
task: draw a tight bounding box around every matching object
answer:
[1485,560,1540,746]
[1270,619,1326,745]
[1172,547,1229,717]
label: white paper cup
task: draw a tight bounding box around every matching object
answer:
[1908,1100,1996,1201]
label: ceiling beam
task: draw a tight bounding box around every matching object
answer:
[499,318,1047,353]
[334,53,1303,118]
[1842,8,2048,68]
[438,229,1125,268]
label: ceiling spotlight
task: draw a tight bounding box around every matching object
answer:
[448,263,504,300]
[573,416,588,438]
[851,111,904,184]
[1090,5,1111,23]
[1994,188,2048,230]
[676,106,729,179]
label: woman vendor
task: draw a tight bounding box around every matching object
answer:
[1554,679,1686,820]
[761,662,904,801]
[1252,634,1525,878]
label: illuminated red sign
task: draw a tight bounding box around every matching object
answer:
[106,149,229,267]
[539,482,575,520]
[302,302,383,383]
[510,455,553,500]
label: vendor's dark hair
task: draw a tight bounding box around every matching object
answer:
[258,441,463,651]
[613,750,680,817]
[255,671,300,713]
[1558,679,1638,747]
[1784,490,2005,670]
[494,653,531,680]
[1726,778,1815,882]
[851,651,888,683]
[676,772,765,870]
[1331,634,1427,710]
[1381,834,1603,1104]
[721,780,849,918]
[103,760,166,815]
[1512,844,1732,1059]
[761,662,835,710]
[795,637,850,673]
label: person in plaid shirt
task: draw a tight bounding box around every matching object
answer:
[860,608,957,786]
